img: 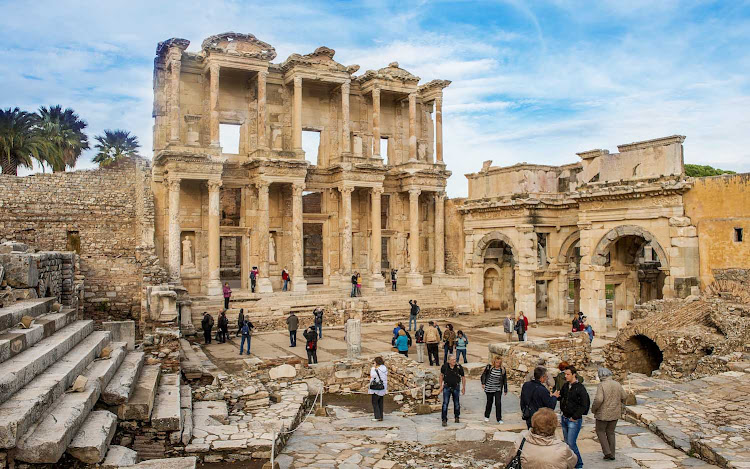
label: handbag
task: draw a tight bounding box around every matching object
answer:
[504,437,525,469]
[369,368,385,391]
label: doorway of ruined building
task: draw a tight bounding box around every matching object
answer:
[482,240,516,313]
[220,187,242,227]
[302,130,321,166]
[536,280,548,319]
[622,334,663,376]
[303,223,323,285]
[568,279,581,314]
[220,236,242,288]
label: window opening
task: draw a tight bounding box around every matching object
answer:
[380,137,389,160]
[302,130,320,166]
[735,228,744,243]
[219,124,241,154]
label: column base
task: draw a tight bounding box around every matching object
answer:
[291,278,308,292]
[431,272,447,285]
[257,278,274,293]
[207,280,222,296]
[368,274,386,291]
[405,272,424,287]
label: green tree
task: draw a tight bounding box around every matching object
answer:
[37,105,89,172]
[685,164,736,178]
[92,129,140,167]
[0,108,50,176]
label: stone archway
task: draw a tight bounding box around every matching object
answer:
[471,231,518,315]
[590,225,669,269]
[473,231,518,266]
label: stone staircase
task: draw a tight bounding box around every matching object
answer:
[190,285,456,331]
[0,298,188,466]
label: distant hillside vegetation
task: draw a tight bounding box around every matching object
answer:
[685,164,736,177]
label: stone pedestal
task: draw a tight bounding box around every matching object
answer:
[256,277,273,293]
[345,319,361,359]
[405,272,424,287]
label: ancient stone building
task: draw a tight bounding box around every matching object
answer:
[151,33,452,295]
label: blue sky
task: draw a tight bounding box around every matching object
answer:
[2,0,749,196]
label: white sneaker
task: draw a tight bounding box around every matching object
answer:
[484,417,489,422]
[371,418,379,422]
[498,420,504,424]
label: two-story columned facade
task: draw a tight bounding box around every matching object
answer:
[151,33,451,295]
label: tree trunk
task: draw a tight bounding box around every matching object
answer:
[0,158,18,176]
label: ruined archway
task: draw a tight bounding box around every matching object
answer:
[473,231,518,266]
[620,334,663,376]
[478,236,516,313]
[558,231,581,315]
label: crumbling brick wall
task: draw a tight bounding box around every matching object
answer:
[0,158,156,322]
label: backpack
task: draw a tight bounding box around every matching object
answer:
[306,339,315,350]
[250,270,257,280]
[208,316,214,328]
[241,322,250,336]
[572,317,580,331]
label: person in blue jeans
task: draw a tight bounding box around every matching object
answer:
[439,355,466,426]
[313,307,324,339]
[455,331,468,363]
[408,300,419,331]
[239,319,254,355]
[559,365,590,468]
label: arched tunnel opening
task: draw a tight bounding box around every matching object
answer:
[622,334,664,376]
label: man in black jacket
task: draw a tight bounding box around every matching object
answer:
[201,312,214,344]
[560,366,589,468]
[519,366,559,429]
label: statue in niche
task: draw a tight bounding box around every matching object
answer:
[182,237,194,267]
[269,233,276,264]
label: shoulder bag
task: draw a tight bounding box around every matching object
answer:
[369,368,385,391]
[505,437,525,468]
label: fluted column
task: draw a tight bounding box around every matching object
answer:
[293,76,302,151]
[256,182,273,293]
[372,87,381,158]
[207,180,222,295]
[257,71,268,149]
[341,80,351,153]
[435,96,444,164]
[167,178,181,281]
[209,64,220,147]
[340,186,354,277]
[408,188,421,273]
[168,50,182,143]
[434,191,445,274]
[408,92,417,162]
[370,187,384,289]
[292,183,308,292]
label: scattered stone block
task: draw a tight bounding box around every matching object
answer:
[118,364,161,421]
[102,445,138,468]
[152,373,182,431]
[102,320,136,351]
[67,410,118,463]
[269,363,296,380]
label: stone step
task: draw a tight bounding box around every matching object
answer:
[118,364,161,421]
[121,456,196,468]
[180,384,193,446]
[151,373,182,432]
[0,319,94,405]
[67,410,118,464]
[0,307,77,364]
[0,298,54,333]
[102,445,139,468]
[14,341,126,464]
[0,330,111,449]
[101,351,145,405]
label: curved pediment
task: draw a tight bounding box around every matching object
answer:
[200,32,276,61]
[357,62,421,85]
[281,46,360,75]
[155,38,190,59]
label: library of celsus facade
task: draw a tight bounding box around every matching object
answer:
[150,33,452,295]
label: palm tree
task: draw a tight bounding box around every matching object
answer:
[37,105,89,172]
[0,108,50,176]
[93,129,140,167]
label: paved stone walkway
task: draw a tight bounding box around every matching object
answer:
[277,380,721,468]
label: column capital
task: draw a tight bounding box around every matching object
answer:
[292,182,306,195]
[255,181,270,193]
[258,70,269,79]
[339,185,355,195]
[435,191,446,201]
[342,79,351,90]
[167,177,181,191]
[372,86,380,97]
[408,91,417,100]
[435,96,443,107]
[209,63,220,75]
[408,188,422,197]
[293,76,302,87]
[207,180,222,192]
[372,186,384,195]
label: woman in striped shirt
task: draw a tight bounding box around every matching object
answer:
[481,356,508,423]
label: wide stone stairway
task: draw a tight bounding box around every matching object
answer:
[0,298,188,467]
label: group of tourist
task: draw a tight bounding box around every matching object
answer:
[503,312,530,342]
[572,312,595,342]
[287,308,324,365]
[201,309,255,355]
[350,272,363,297]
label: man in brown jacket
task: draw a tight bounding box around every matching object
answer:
[591,367,628,461]
[424,321,440,366]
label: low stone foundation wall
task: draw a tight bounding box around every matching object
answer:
[488,332,592,386]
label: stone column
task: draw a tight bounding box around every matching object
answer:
[167,178,181,281]
[207,180,222,295]
[435,96,444,164]
[340,186,354,278]
[256,182,273,293]
[291,182,308,292]
[345,318,362,359]
[241,184,251,290]
[408,92,417,162]
[341,80,351,153]
[372,87,381,158]
[209,64,220,148]
[515,224,539,323]
[292,76,302,151]
[406,188,423,286]
[168,50,182,143]
[434,191,445,275]
[257,71,268,149]
[370,187,385,290]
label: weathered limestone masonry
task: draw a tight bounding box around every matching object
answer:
[0,158,166,324]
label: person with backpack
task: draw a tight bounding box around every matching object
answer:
[408,299,419,331]
[222,282,232,310]
[424,321,440,366]
[249,266,258,293]
[571,312,581,333]
[236,308,245,337]
[368,356,388,421]
[350,272,358,297]
[455,331,469,364]
[218,311,229,343]
[390,269,398,291]
[520,366,560,429]
[442,324,456,364]
[439,355,465,426]
[282,268,290,292]
[481,356,508,423]
[510,407,577,469]
[395,329,409,357]
[303,325,318,365]
[239,319,254,355]
[287,311,299,347]
[415,324,425,363]
[559,365,590,468]
[313,307,324,339]
[201,312,214,344]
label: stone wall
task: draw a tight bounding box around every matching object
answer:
[0,158,157,324]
